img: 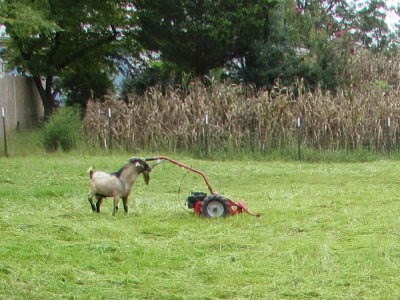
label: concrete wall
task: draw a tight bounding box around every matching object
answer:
[0,74,44,139]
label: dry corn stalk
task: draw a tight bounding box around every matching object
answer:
[83,51,400,153]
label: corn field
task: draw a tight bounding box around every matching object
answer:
[83,51,400,154]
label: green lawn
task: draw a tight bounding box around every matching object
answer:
[1,153,400,299]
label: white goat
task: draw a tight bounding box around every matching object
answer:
[87,157,152,215]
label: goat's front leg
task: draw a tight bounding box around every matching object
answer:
[122,197,129,213]
[112,196,120,216]
[96,195,104,213]
[88,192,96,212]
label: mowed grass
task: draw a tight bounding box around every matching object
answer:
[1,153,400,299]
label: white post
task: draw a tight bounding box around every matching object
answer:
[205,114,209,157]
[297,117,301,160]
[387,116,392,154]
[108,108,112,150]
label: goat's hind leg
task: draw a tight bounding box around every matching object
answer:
[112,196,120,216]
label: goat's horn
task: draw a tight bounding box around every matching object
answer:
[128,157,142,162]
[150,159,164,168]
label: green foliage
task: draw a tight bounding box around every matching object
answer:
[135,0,280,76]
[127,0,396,91]
[121,61,189,96]
[42,106,82,152]
[1,0,399,106]
[356,0,391,51]
[372,79,391,92]
[239,40,301,88]
[0,129,43,156]
[237,1,300,87]
[236,0,355,90]
[61,62,114,108]
[0,0,137,115]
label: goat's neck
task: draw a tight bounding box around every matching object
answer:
[119,166,140,187]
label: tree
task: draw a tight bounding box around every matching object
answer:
[237,1,304,88]
[0,0,137,117]
[61,61,114,109]
[237,0,395,90]
[355,0,391,51]
[133,0,280,77]
[120,60,184,97]
[295,0,391,50]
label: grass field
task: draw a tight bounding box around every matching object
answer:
[1,152,400,299]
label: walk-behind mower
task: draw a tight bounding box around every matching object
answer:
[145,156,260,218]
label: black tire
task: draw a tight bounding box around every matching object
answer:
[201,195,230,218]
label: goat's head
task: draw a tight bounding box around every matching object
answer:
[128,157,152,185]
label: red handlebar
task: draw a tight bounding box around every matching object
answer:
[145,156,216,195]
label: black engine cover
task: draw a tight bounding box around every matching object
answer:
[187,191,207,208]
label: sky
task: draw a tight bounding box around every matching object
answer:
[387,0,400,7]
[385,0,399,30]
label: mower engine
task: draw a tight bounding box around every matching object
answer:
[187,191,258,218]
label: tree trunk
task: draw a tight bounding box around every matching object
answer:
[33,75,56,119]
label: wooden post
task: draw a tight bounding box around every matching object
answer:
[2,107,8,157]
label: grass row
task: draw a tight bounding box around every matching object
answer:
[2,128,400,163]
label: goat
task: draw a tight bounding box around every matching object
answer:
[87,157,152,215]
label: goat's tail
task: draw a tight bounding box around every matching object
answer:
[87,166,94,179]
